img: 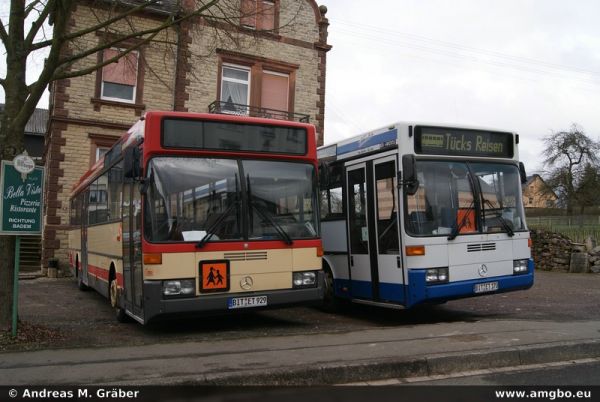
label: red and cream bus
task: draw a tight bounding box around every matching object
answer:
[68,111,323,323]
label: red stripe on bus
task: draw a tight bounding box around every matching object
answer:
[142,239,322,253]
[87,264,124,288]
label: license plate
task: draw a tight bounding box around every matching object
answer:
[228,296,268,309]
[474,281,499,294]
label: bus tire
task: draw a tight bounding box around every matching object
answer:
[109,269,129,323]
[321,265,344,313]
[76,257,88,291]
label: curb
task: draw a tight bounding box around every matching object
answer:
[155,339,600,385]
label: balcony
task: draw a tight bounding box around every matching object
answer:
[208,101,310,123]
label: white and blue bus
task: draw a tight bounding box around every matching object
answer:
[318,123,533,310]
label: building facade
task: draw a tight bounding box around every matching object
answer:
[43,0,330,270]
[522,174,558,209]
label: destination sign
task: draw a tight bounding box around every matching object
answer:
[414,126,514,158]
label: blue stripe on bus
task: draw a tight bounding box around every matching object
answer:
[337,129,398,156]
[406,260,534,308]
[332,259,535,308]
[378,282,406,303]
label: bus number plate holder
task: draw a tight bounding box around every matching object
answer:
[228,296,268,309]
[474,281,498,294]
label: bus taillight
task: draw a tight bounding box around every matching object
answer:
[143,253,162,265]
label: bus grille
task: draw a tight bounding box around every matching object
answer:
[467,243,496,252]
[224,251,268,261]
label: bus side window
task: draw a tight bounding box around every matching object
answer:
[320,163,343,220]
[108,161,123,221]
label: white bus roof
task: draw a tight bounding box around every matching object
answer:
[318,122,517,160]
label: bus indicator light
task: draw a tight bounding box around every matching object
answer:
[406,245,425,256]
[143,253,162,265]
[316,245,324,257]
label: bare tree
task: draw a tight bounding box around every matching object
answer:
[542,124,600,215]
[0,0,306,331]
[575,163,600,214]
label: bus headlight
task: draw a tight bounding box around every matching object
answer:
[293,271,317,288]
[426,268,449,284]
[513,259,529,274]
[163,279,196,297]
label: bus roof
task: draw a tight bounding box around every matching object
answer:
[318,121,517,161]
[70,111,317,197]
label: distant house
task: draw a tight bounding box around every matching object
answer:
[522,174,557,208]
[0,104,48,161]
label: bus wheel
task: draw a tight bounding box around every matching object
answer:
[109,276,129,323]
[321,266,343,313]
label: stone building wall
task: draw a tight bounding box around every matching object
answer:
[44,0,330,271]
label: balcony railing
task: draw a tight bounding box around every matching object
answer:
[208,101,310,123]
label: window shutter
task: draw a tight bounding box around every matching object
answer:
[102,49,138,86]
[240,0,256,28]
[258,1,275,31]
[261,71,288,111]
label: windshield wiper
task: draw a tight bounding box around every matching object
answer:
[195,199,239,249]
[448,200,475,241]
[247,175,293,245]
[482,198,514,237]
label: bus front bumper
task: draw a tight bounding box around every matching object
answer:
[141,272,324,322]
[407,260,534,308]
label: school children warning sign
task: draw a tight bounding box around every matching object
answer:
[200,260,230,292]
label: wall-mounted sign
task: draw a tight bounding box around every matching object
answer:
[415,126,514,158]
[0,158,44,235]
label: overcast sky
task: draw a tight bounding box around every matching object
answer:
[321,0,600,174]
[2,1,599,174]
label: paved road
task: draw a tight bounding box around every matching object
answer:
[15,270,600,350]
[2,270,599,386]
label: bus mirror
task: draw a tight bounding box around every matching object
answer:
[519,162,527,184]
[402,155,419,195]
[124,146,142,179]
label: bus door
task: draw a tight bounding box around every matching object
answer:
[80,190,89,285]
[346,163,376,299]
[372,156,405,304]
[122,180,144,320]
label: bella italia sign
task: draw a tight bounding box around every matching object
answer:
[0,153,44,235]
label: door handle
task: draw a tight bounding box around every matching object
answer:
[350,256,354,266]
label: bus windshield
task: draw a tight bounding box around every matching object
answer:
[144,157,319,243]
[405,160,526,237]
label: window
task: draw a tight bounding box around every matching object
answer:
[241,0,277,31]
[319,163,343,220]
[108,161,123,220]
[405,161,526,237]
[261,70,289,112]
[375,161,399,255]
[96,147,109,162]
[100,48,138,103]
[89,173,109,225]
[218,53,297,116]
[220,65,250,112]
[70,194,82,226]
[89,134,119,167]
[144,157,319,243]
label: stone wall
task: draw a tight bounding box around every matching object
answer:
[530,229,600,273]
